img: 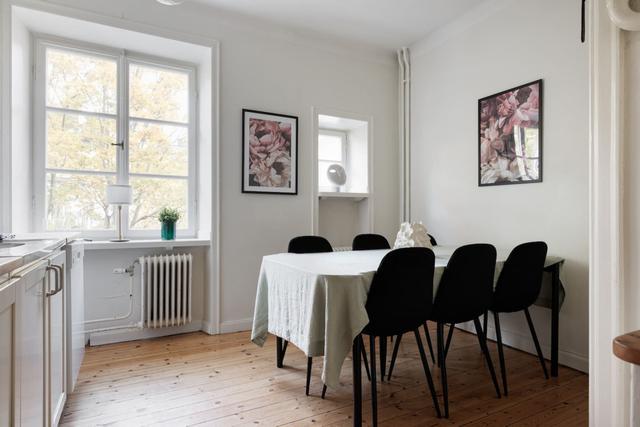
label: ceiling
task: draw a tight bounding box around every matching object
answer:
[190,0,487,50]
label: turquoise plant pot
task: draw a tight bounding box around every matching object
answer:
[161,220,176,240]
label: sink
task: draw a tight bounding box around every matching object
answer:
[0,242,25,248]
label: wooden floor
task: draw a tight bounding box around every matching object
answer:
[60,328,588,426]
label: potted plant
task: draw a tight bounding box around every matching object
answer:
[158,207,180,240]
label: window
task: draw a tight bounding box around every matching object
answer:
[35,38,196,236]
[318,130,347,191]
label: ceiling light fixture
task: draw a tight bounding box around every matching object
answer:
[157,0,185,5]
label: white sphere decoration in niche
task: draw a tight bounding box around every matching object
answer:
[327,164,347,192]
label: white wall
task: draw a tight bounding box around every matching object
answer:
[1,1,12,232]
[1,0,399,332]
[410,0,589,370]
[10,13,31,233]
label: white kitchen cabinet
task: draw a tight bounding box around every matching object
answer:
[0,277,19,426]
[47,251,67,426]
[14,249,67,427]
[66,242,84,392]
[19,260,48,426]
[0,236,77,427]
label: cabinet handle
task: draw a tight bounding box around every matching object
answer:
[55,264,64,293]
[45,265,63,297]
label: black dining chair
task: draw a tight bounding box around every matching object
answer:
[288,235,333,254]
[429,244,501,418]
[352,232,391,375]
[358,248,441,425]
[283,235,371,398]
[428,234,438,246]
[487,241,549,396]
[353,233,424,383]
[352,234,390,251]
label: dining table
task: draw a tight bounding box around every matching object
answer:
[251,245,565,426]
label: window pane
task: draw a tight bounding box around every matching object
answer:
[46,48,117,114]
[318,134,343,161]
[129,177,188,230]
[46,173,114,230]
[129,64,189,123]
[46,111,117,172]
[129,121,188,176]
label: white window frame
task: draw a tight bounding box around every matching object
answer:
[317,129,348,192]
[33,35,198,239]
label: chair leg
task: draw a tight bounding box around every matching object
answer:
[483,310,489,344]
[473,318,501,398]
[444,323,455,359]
[321,384,327,399]
[493,311,508,396]
[380,336,387,382]
[387,334,403,381]
[424,322,436,364]
[524,308,549,379]
[414,329,442,418]
[306,357,312,396]
[369,336,378,426]
[360,336,372,381]
[437,322,449,418]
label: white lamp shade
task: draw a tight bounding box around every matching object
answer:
[106,184,132,205]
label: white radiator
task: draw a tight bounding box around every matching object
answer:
[140,254,193,328]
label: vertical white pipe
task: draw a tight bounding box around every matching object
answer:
[177,254,182,325]
[397,47,411,222]
[183,254,188,324]
[188,254,193,323]
[397,49,405,222]
[164,255,170,327]
[140,257,146,328]
[170,254,175,327]
[402,47,411,221]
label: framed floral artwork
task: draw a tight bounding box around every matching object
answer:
[242,109,298,195]
[478,79,542,186]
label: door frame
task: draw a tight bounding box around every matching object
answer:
[589,0,640,424]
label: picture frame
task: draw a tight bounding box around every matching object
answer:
[478,79,543,187]
[242,109,298,195]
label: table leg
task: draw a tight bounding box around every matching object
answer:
[276,337,283,368]
[353,336,362,427]
[551,263,560,377]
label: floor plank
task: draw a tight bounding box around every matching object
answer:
[61,328,588,426]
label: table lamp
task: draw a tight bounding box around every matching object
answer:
[106,184,132,242]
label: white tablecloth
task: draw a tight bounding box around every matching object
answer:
[251,246,565,389]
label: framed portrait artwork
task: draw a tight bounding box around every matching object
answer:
[478,79,543,186]
[242,109,298,195]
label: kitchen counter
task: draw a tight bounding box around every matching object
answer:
[10,232,81,241]
[0,232,80,277]
[0,257,22,284]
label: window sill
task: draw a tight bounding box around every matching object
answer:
[82,238,211,251]
[318,192,369,201]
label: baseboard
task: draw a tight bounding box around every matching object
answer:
[455,321,589,373]
[89,321,203,346]
[219,317,253,334]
